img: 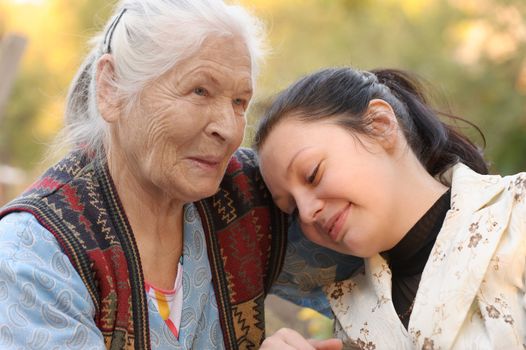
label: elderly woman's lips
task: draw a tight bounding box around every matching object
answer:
[188,156,221,170]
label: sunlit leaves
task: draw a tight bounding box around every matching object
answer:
[3,0,526,174]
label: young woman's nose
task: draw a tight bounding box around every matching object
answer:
[296,194,323,224]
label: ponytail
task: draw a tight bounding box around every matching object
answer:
[372,69,488,175]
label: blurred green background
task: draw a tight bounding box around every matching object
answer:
[1,0,525,340]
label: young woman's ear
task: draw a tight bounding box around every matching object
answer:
[96,54,120,123]
[365,99,400,150]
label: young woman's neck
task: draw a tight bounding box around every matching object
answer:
[386,152,449,252]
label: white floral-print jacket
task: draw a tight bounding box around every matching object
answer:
[325,163,526,350]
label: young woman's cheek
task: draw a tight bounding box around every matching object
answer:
[299,222,322,245]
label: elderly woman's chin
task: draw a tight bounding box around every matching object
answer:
[155,160,229,202]
[183,171,226,201]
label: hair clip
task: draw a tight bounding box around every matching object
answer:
[103,8,128,54]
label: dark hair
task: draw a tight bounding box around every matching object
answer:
[253,67,488,176]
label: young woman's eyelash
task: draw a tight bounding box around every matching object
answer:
[307,163,320,184]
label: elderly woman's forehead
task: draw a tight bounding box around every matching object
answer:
[194,35,250,59]
[171,36,252,74]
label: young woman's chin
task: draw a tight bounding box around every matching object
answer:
[337,234,378,258]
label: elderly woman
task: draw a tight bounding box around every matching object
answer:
[0,1,359,349]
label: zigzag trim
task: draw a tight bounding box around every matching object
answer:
[95,162,150,349]
[196,199,238,349]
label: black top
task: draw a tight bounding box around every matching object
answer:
[384,189,451,329]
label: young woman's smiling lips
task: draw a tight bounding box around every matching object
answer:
[324,203,352,241]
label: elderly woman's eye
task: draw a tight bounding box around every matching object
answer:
[193,87,208,96]
[233,98,245,106]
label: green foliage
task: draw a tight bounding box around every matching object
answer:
[3,0,525,174]
[1,68,48,168]
[73,0,115,35]
[246,0,526,174]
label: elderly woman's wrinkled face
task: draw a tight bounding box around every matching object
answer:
[115,35,252,202]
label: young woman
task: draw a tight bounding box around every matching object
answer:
[255,67,526,349]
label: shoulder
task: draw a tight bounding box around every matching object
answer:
[232,147,257,162]
[222,148,270,201]
[502,173,526,234]
[0,212,104,348]
[226,148,259,176]
[0,212,94,299]
[446,168,526,268]
[449,165,526,210]
[0,212,84,292]
[502,172,526,203]
[15,151,92,200]
[450,163,525,190]
[0,212,62,257]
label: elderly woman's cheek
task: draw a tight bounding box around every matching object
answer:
[234,117,246,145]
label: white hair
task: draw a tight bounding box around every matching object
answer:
[60,0,266,160]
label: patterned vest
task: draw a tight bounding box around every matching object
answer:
[0,148,287,349]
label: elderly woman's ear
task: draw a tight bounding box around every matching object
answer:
[96,54,120,123]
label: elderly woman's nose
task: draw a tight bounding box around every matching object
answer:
[206,101,242,141]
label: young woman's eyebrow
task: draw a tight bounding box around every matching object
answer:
[286,146,313,174]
